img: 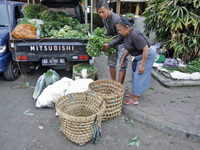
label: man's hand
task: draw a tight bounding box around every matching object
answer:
[102,44,109,51]
[120,58,125,67]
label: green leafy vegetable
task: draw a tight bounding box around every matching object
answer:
[22,4,48,19]
[186,57,200,73]
[17,18,38,29]
[86,27,117,57]
[74,64,97,74]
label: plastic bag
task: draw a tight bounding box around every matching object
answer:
[11,24,37,39]
[81,68,88,79]
[44,69,60,85]
[33,74,46,100]
[36,77,73,108]
[33,69,60,100]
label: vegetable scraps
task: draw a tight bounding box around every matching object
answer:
[86,27,117,57]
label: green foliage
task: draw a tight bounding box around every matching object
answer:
[50,25,88,39]
[143,0,200,63]
[17,18,38,29]
[186,57,200,73]
[21,4,89,39]
[74,64,97,74]
[39,10,56,22]
[128,135,140,147]
[86,27,117,57]
[40,21,63,38]
[123,118,135,128]
[22,4,48,19]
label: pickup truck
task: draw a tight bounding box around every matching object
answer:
[0,0,25,80]
[8,0,89,78]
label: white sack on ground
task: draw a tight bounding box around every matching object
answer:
[65,78,93,95]
[170,71,200,80]
[36,77,73,107]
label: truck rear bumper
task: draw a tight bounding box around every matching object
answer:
[0,53,11,72]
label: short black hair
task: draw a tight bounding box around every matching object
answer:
[116,17,133,28]
[96,0,109,9]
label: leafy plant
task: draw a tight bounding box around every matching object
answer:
[186,57,200,73]
[40,21,63,38]
[143,0,200,63]
[22,4,48,19]
[74,64,97,74]
[86,27,117,57]
[128,135,140,147]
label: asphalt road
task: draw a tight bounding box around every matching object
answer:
[0,66,200,150]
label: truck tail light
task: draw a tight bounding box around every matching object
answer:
[79,55,88,60]
[17,55,27,60]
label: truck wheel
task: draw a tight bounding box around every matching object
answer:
[3,60,20,81]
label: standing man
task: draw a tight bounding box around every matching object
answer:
[96,0,128,84]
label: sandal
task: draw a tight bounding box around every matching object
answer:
[125,93,140,98]
[123,100,139,105]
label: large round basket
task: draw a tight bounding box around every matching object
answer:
[89,79,124,121]
[72,63,97,80]
[56,92,106,145]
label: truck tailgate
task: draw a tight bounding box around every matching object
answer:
[10,38,89,62]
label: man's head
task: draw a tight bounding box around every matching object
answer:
[97,1,110,19]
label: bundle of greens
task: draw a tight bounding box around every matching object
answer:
[185,57,200,73]
[40,21,63,38]
[74,64,97,74]
[22,4,48,19]
[86,27,117,57]
[17,18,38,29]
[50,25,88,39]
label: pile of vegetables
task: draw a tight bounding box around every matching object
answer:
[86,27,117,57]
[19,4,89,39]
[185,57,200,73]
[74,64,97,74]
[51,25,88,39]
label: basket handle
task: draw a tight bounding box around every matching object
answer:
[91,114,101,144]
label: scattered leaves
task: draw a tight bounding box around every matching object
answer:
[123,118,135,128]
[128,135,140,147]
[148,87,154,90]
[23,109,34,116]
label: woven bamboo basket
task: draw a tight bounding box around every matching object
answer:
[89,79,124,121]
[56,92,106,145]
[72,63,97,80]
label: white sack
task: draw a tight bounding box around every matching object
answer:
[65,78,93,95]
[36,77,73,107]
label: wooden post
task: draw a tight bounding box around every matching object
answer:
[129,3,133,13]
[116,0,120,15]
[135,2,140,15]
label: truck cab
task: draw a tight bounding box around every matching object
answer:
[0,0,26,80]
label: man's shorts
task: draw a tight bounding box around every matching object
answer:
[107,44,128,70]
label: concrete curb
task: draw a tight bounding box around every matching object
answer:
[122,106,200,143]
